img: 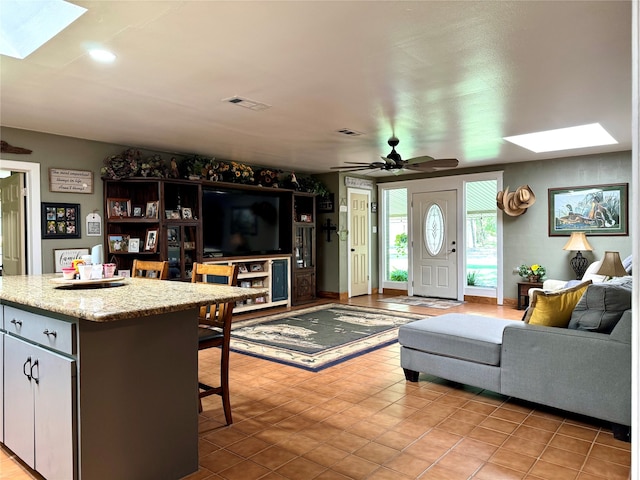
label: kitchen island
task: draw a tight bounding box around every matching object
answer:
[0,275,265,480]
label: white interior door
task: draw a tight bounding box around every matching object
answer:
[1,172,26,275]
[349,189,370,297]
[411,190,457,299]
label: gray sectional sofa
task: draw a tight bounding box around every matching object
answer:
[398,279,632,441]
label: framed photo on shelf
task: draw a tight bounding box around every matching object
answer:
[132,206,144,217]
[145,228,159,252]
[238,264,249,274]
[42,202,81,239]
[146,201,159,219]
[165,210,181,219]
[108,234,130,253]
[548,183,628,236]
[181,207,192,219]
[107,198,131,218]
[128,238,141,253]
[250,263,263,272]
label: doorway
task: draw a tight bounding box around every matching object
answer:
[348,188,370,297]
[411,189,457,299]
[0,159,42,274]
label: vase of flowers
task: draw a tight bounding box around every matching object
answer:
[518,263,546,282]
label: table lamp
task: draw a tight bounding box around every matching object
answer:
[596,251,627,279]
[563,232,593,279]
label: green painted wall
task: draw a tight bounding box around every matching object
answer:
[1,127,632,302]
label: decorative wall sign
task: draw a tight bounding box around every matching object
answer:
[344,176,373,190]
[42,202,81,238]
[86,212,102,236]
[548,183,628,236]
[54,248,89,272]
[49,168,94,194]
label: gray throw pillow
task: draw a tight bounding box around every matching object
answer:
[568,283,632,333]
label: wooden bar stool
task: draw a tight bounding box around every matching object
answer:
[191,263,239,424]
[131,259,169,279]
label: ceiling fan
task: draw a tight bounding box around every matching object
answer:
[332,136,459,175]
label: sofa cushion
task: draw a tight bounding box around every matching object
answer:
[398,314,521,366]
[523,280,592,327]
[568,283,632,333]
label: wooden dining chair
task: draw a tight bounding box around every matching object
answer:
[191,262,239,424]
[131,259,169,279]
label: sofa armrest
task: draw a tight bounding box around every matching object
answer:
[501,324,631,426]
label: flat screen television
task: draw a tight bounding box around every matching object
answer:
[202,187,292,258]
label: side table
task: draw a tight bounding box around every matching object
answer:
[517,281,543,310]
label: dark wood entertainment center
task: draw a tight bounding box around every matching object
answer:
[103,178,316,307]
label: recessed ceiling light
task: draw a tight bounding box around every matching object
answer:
[0,0,87,59]
[503,123,618,153]
[89,48,116,63]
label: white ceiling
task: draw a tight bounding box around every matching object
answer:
[0,1,632,175]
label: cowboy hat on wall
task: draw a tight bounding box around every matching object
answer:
[496,185,536,216]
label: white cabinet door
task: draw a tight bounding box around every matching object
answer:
[34,346,76,480]
[4,334,76,479]
[4,335,36,468]
[1,330,4,443]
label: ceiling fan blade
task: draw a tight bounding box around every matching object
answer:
[330,166,374,172]
[405,154,435,165]
[343,161,373,165]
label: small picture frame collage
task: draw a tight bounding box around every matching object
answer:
[42,202,81,239]
[164,207,193,220]
[106,197,161,220]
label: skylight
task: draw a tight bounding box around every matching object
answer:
[503,123,618,153]
[0,0,87,59]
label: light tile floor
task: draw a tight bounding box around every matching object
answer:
[1,296,631,480]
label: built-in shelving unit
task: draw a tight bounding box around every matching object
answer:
[205,256,291,313]
[103,178,202,280]
[103,178,316,308]
[292,193,316,304]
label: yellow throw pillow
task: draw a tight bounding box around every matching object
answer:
[524,280,592,327]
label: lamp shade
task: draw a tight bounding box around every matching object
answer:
[596,251,627,277]
[562,232,593,252]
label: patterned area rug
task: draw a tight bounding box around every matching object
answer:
[230,304,426,371]
[378,296,463,309]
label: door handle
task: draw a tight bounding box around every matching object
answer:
[350,248,355,252]
[23,356,32,381]
[30,359,40,385]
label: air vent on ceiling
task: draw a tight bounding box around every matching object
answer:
[222,96,271,111]
[336,128,363,136]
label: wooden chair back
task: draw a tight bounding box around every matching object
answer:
[191,263,239,324]
[131,259,169,280]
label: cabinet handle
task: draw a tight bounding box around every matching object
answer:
[23,356,32,381]
[30,359,40,385]
[43,329,58,338]
[10,318,23,326]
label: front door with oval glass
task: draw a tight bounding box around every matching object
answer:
[411,190,457,299]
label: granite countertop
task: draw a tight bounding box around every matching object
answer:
[0,275,267,322]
